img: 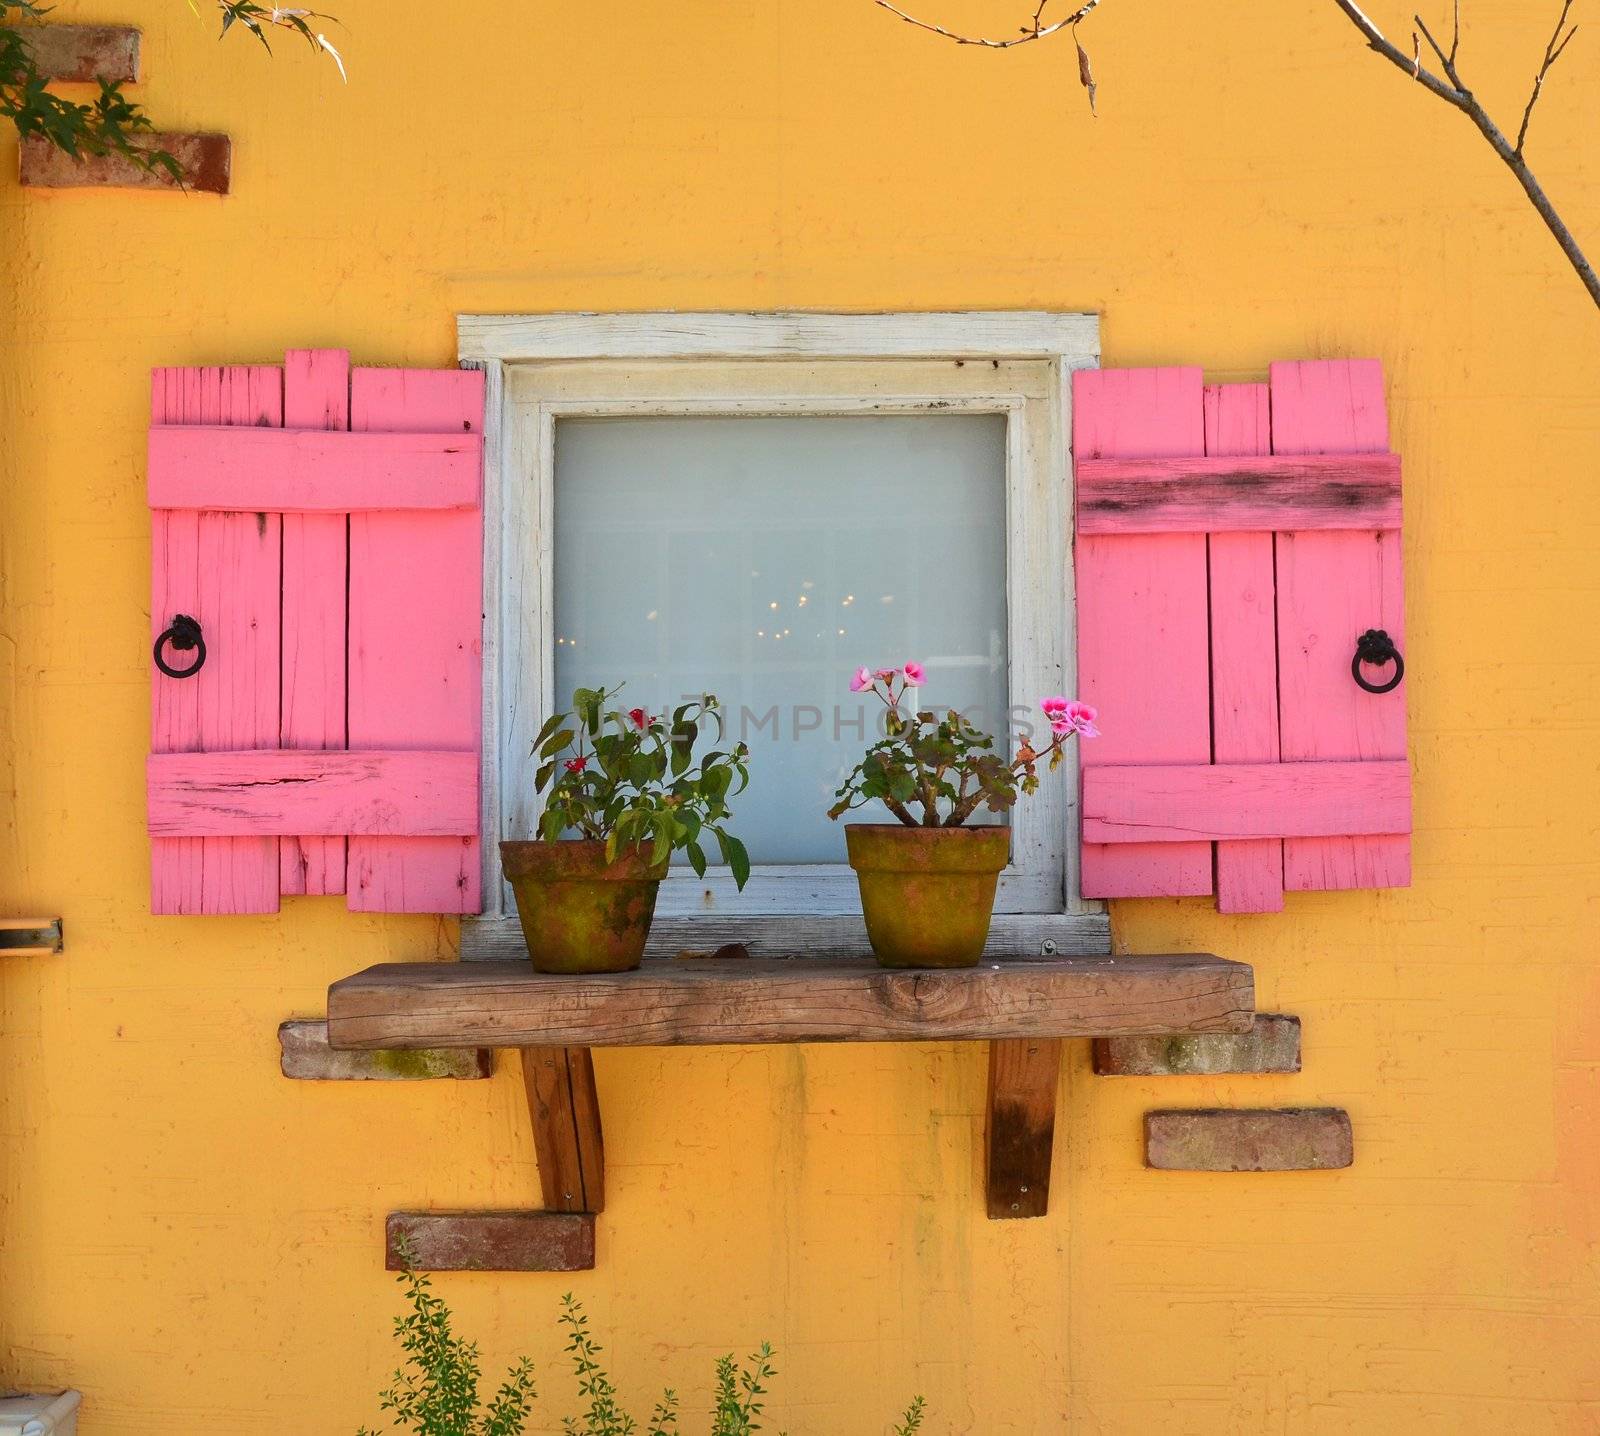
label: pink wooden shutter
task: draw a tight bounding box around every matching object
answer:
[1073,358,1410,913]
[147,350,484,915]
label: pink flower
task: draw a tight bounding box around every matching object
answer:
[902,661,927,687]
[875,668,898,681]
[563,755,588,774]
[849,666,875,693]
[1039,696,1070,718]
[1053,701,1100,739]
[627,707,653,731]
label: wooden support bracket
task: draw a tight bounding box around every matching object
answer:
[323,952,1257,1243]
[985,1038,1062,1219]
[0,918,64,955]
[520,1047,605,1213]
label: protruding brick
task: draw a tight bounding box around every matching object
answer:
[1146,1108,1353,1171]
[386,1212,596,1272]
[18,23,140,83]
[19,132,230,194]
[1094,1013,1301,1076]
[278,1020,492,1081]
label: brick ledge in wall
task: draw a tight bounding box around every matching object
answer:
[20,133,231,194]
[1094,1013,1301,1076]
[1145,1108,1354,1172]
[15,23,141,82]
[278,1020,494,1081]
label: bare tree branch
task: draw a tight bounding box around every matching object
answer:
[871,0,1598,310]
[872,0,1101,49]
[1516,0,1578,156]
[1330,0,1599,310]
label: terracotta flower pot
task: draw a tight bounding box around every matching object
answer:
[844,823,1010,968]
[499,839,669,974]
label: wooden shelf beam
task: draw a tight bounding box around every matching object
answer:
[327,953,1253,1050]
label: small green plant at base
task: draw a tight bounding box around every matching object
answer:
[357,1253,536,1436]
[361,1263,926,1435]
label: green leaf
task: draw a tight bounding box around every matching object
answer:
[539,727,576,758]
[686,841,707,878]
[713,829,751,890]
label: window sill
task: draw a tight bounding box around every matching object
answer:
[457,911,1113,963]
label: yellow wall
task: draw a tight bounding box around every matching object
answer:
[3,1,1599,1430]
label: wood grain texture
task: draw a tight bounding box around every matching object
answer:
[1073,366,1213,898]
[146,426,481,511]
[23,133,229,192]
[150,365,282,914]
[385,1211,595,1272]
[18,23,140,82]
[278,1021,492,1080]
[1081,761,1411,843]
[458,310,1100,363]
[1093,1014,1301,1076]
[1075,452,1401,534]
[280,349,350,896]
[147,750,478,837]
[347,367,484,913]
[326,954,1254,1049]
[1205,383,1285,913]
[520,1048,605,1213]
[1145,1108,1353,1171]
[461,912,1112,961]
[985,1038,1061,1219]
[1270,360,1409,893]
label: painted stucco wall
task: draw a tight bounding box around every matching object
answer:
[3,1,1598,1430]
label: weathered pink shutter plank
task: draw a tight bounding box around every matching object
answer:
[1074,452,1402,535]
[1082,760,1410,842]
[281,349,350,896]
[1073,367,1212,898]
[147,428,481,510]
[149,750,478,837]
[347,367,484,913]
[1270,360,1410,892]
[150,366,283,914]
[1204,383,1285,913]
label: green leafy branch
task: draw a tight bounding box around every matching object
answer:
[2,0,343,182]
[532,687,753,888]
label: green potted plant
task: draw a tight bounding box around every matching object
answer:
[828,664,1098,969]
[501,687,751,974]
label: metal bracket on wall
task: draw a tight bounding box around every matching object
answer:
[0,918,64,955]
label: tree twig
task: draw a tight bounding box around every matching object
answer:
[872,0,1101,49]
[1516,0,1578,156]
[1331,0,1599,310]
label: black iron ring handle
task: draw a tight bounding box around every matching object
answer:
[1352,628,1403,695]
[154,614,206,679]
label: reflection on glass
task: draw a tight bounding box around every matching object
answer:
[553,414,1008,864]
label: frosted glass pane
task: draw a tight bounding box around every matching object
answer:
[553,414,1008,865]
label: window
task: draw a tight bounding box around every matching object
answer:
[462,313,1105,953]
[552,412,1009,864]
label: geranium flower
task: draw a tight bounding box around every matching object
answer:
[627,707,653,731]
[1040,696,1070,718]
[849,666,875,693]
[902,661,927,687]
[876,668,898,681]
[563,755,588,774]
[1054,701,1100,739]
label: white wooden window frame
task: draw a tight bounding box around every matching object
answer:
[457,312,1108,960]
